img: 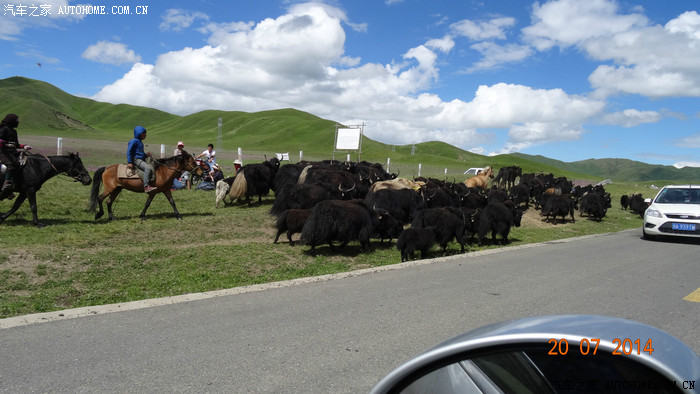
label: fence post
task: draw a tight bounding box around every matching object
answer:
[299,150,303,162]
[418,163,422,177]
[160,144,165,158]
[386,158,390,172]
[238,147,243,165]
[57,137,62,155]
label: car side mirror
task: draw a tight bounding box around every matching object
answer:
[371,315,699,394]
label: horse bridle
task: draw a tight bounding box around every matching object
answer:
[36,153,88,182]
[153,155,198,174]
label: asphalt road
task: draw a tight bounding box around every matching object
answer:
[1,229,698,393]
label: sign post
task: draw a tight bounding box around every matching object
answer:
[333,123,364,162]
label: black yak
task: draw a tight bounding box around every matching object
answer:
[273,209,312,246]
[397,227,436,262]
[228,157,281,205]
[300,199,378,252]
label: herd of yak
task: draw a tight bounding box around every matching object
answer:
[215,157,646,261]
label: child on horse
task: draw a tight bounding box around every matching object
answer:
[0,114,32,200]
[127,125,156,193]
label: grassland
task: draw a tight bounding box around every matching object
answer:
[0,154,658,319]
[0,76,691,319]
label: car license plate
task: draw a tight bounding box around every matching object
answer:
[672,223,696,231]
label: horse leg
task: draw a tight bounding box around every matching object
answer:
[161,190,182,220]
[26,191,46,228]
[139,192,158,221]
[0,192,27,224]
[106,188,122,221]
[94,189,110,220]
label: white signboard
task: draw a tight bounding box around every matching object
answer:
[276,152,290,161]
[335,128,361,150]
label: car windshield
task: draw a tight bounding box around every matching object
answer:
[655,188,700,204]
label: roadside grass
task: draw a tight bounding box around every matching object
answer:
[0,175,658,319]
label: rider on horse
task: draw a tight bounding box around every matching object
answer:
[127,125,156,193]
[0,114,32,200]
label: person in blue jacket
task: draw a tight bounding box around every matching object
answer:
[127,126,156,193]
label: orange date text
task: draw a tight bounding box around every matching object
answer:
[547,338,654,356]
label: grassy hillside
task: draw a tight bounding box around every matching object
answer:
[3,75,695,182]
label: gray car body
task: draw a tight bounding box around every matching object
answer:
[371,314,700,393]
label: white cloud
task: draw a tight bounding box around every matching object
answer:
[600,109,661,127]
[466,42,533,72]
[520,1,700,100]
[93,2,609,155]
[450,17,516,41]
[16,49,60,65]
[1,0,86,40]
[522,0,647,50]
[160,9,209,32]
[82,41,141,65]
[673,161,700,169]
[425,36,454,53]
[587,11,700,98]
[673,133,700,148]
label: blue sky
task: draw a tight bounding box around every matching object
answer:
[2,0,700,167]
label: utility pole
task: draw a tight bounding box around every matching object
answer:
[217,118,222,152]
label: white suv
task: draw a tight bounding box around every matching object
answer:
[643,185,700,240]
[463,167,485,176]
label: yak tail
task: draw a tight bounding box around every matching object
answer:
[215,179,231,208]
[88,167,106,212]
[297,165,312,184]
[229,170,248,200]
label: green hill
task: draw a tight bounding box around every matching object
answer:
[2,76,697,182]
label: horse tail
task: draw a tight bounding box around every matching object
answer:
[88,167,106,212]
[228,170,248,200]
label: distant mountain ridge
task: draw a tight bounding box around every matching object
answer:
[512,153,700,182]
[2,76,698,182]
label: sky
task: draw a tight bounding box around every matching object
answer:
[2,0,700,167]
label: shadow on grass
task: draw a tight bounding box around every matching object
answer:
[220,198,275,209]
[86,211,215,223]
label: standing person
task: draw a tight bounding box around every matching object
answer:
[173,141,185,156]
[0,114,31,199]
[196,143,216,179]
[173,141,190,189]
[127,126,156,193]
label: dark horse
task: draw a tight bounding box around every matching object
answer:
[88,152,199,221]
[0,152,92,228]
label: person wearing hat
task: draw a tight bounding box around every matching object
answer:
[212,163,224,183]
[0,113,32,199]
[173,141,185,156]
[173,141,190,189]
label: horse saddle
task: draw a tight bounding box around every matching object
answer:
[0,152,28,175]
[117,164,155,182]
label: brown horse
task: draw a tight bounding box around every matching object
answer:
[464,166,494,190]
[88,152,199,221]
